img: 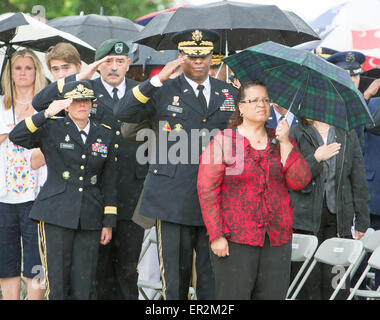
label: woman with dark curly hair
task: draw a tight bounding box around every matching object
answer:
[197,80,311,299]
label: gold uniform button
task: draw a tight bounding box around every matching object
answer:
[116,131,121,136]
[172,113,176,117]
[202,118,207,123]
[114,144,119,149]
[80,165,85,170]
[153,169,158,174]
[82,154,86,159]
[115,157,118,162]
[117,120,121,123]
[78,188,83,192]
[79,176,83,181]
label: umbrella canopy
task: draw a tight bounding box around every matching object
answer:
[131,44,177,73]
[0,12,95,63]
[135,5,187,26]
[359,67,380,98]
[224,41,374,131]
[133,1,320,54]
[47,14,143,49]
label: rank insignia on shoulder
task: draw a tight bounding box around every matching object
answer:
[101,123,112,130]
[163,121,171,132]
[65,134,70,142]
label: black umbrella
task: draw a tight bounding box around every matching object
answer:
[0,12,96,122]
[47,14,143,49]
[359,67,380,98]
[131,45,178,75]
[133,1,320,54]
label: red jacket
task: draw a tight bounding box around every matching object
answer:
[197,128,311,247]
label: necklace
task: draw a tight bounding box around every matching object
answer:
[15,99,32,105]
[240,125,267,144]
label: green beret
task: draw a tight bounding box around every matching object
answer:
[95,39,130,61]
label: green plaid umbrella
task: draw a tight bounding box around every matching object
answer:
[224,41,374,131]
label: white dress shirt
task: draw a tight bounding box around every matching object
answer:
[75,120,90,144]
[150,74,211,107]
[101,78,126,100]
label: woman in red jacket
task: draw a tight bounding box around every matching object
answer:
[197,80,311,300]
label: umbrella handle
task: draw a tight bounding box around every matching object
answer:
[271,86,302,145]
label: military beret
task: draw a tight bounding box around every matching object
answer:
[61,80,96,100]
[95,39,130,61]
[171,29,219,57]
[327,51,366,75]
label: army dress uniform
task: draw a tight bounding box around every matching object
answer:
[32,40,146,300]
[9,81,118,300]
[114,29,238,300]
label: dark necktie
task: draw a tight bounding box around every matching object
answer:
[79,130,87,143]
[197,84,207,113]
[112,87,119,103]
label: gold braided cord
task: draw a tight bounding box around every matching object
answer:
[38,222,50,300]
[156,220,167,300]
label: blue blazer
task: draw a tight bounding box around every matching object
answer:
[266,105,299,129]
[364,97,380,216]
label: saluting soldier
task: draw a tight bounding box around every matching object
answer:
[114,29,238,300]
[9,80,118,300]
[32,40,146,299]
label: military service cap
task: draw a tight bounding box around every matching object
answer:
[327,51,366,75]
[61,81,96,100]
[95,39,130,61]
[171,29,219,57]
[313,47,339,59]
[211,54,225,66]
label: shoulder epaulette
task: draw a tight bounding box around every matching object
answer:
[101,123,112,130]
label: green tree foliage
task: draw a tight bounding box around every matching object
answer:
[0,0,173,22]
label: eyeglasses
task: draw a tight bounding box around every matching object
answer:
[240,98,272,105]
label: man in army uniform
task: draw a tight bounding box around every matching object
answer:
[32,40,146,300]
[114,29,238,300]
[10,81,118,299]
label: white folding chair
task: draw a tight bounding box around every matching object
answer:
[348,246,380,300]
[350,228,375,280]
[348,230,380,299]
[290,237,363,300]
[137,228,162,300]
[137,229,196,300]
[287,234,318,299]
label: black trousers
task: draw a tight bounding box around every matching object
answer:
[41,222,100,300]
[210,237,291,300]
[291,199,350,300]
[156,220,214,300]
[96,220,144,299]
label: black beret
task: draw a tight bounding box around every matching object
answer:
[95,39,130,61]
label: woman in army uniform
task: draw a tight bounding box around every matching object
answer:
[9,80,118,300]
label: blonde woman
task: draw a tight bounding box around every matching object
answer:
[0,49,46,300]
